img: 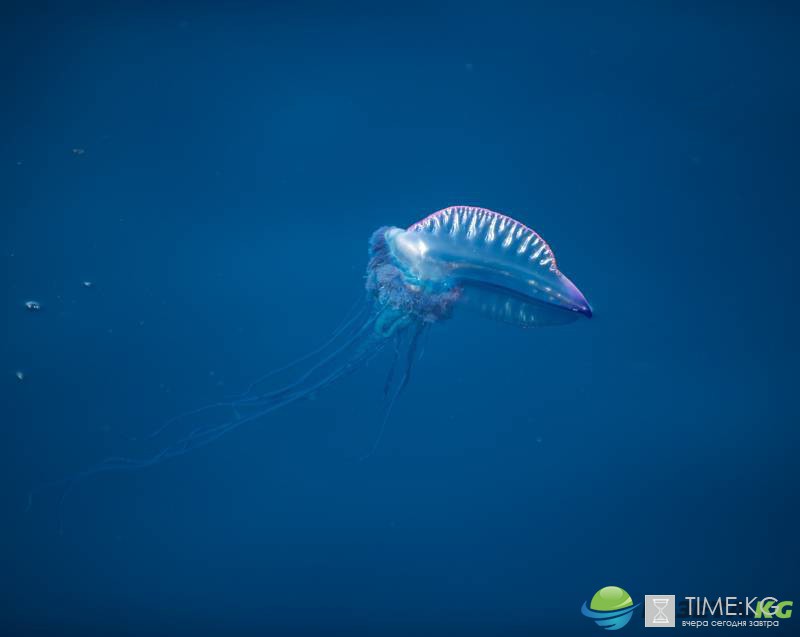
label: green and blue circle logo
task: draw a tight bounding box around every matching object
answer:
[581,586,639,630]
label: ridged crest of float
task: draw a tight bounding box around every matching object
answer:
[408,206,559,272]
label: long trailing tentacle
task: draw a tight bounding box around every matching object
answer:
[101,315,380,467]
[383,333,402,398]
[28,304,386,511]
[235,311,378,410]
[135,297,370,442]
[237,295,369,402]
[359,320,426,461]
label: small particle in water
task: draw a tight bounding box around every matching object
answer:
[72,148,85,155]
[15,370,24,381]
[536,436,543,444]
[24,300,41,311]
[82,280,93,288]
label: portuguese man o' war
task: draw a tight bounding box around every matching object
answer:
[40,206,592,493]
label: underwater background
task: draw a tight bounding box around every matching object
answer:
[2,2,799,635]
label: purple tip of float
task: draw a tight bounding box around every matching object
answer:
[559,273,593,319]
[572,300,593,319]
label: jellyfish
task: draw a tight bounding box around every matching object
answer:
[41,206,592,492]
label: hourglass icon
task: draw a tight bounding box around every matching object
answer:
[652,598,670,624]
[645,595,675,627]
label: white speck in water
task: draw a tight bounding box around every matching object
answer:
[82,281,93,288]
[72,148,85,155]
[536,436,543,444]
[24,300,41,311]
[15,370,24,381]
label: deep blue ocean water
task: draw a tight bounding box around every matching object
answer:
[2,2,798,635]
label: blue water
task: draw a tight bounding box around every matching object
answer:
[2,3,798,635]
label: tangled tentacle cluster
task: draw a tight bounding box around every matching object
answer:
[366,226,460,324]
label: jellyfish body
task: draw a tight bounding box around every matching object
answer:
[386,206,592,326]
[39,206,591,494]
